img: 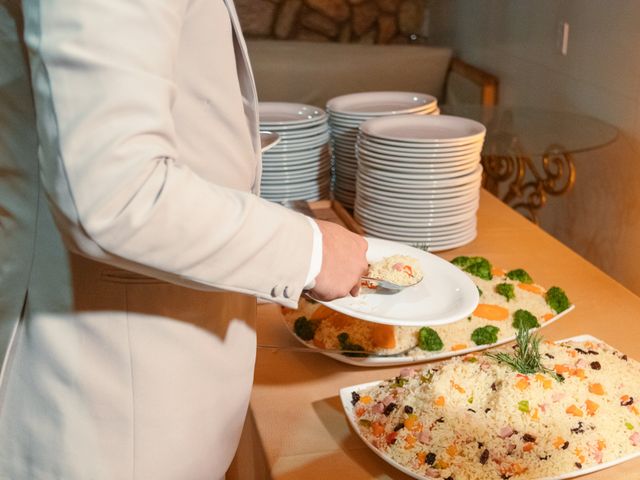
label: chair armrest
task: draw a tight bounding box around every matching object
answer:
[446,57,499,106]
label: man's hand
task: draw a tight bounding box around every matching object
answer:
[309,220,369,301]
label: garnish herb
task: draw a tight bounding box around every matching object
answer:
[512,309,540,330]
[495,283,515,301]
[471,325,500,345]
[485,323,564,382]
[293,316,318,341]
[518,400,530,413]
[506,268,533,284]
[418,327,444,351]
[451,256,493,280]
[546,286,570,313]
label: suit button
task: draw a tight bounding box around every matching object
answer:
[283,286,290,298]
[270,287,278,298]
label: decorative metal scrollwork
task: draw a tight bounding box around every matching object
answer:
[481,143,576,223]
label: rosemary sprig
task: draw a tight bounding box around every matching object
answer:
[484,325,564,382]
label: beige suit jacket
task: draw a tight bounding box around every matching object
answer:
[0,1,313,479]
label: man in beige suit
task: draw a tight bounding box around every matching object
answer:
[0,0,368,479]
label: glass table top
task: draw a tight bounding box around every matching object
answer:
[440,105,619,157]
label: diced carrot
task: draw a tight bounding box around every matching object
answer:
[517,283,544,295]
[589,383,605,395]
[355,406,365,417]
[434,396,445,407]
[535,373,552,390]
[310,305,334,321]
[621,395,632,404]
[553,437,566,449]
[404,435,417,449]
[572,368,586,380]
[451,344,467,351]
[512,463,527,474]
[567,350,577,358]
[515,378,530,391]
[371,324,396,349]
[372,421,385,437]
[435,460,449,469]
[542,313,555,322]
[586,399,599,416]
[451,381,466,394]
[492,267,506,277]
[523,442,534,452]
[554,364,570,375]
[360,395,372,404]
[631,406,640,416]
[417,452,427,465]
[404,414,418,430]
[473,304,509,321]
[446,444,458,457]
[566,405,584,417]
[531,408,540,421]
[574,448,585,463]
[313,337,326,349]
[597,440,606,450]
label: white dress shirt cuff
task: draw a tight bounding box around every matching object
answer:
[304,218,323,290]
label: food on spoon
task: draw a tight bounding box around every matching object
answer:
[350,336,640,479]
[367,255,423,287]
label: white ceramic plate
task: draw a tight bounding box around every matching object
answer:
[327,91,437,116]
[358,135,484,155]
[360,115,486,145]
[259,102,327,127]
[273,124,329,139]
[308,237,479,326]
[337,332,640,480]
[355,199,479,220]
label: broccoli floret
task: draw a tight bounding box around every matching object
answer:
[418,327,444,351]
[506,268,533,284]
[337,332,367,357]
[293,316,318,341]
[546,286,570,313]
[512,309,540,330]
[471,325,500,345]
[451,256,493,280]
[495,282,515,301]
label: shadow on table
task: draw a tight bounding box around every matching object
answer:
[307,395,415,480]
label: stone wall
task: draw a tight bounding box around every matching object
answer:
[236,0,427,44]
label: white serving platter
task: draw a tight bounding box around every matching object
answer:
[338,333,640,480]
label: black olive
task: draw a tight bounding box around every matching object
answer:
[522,433,536,443]
[622,354,628,361]
[621,396,634,406]
[570,422,585,434]
[574,347,588,354]
[479,449,490,465]
[478,442,484,448]
[426,452,436,465]
[562,441,570,450]
[435,417,445,423]
[590,361,601,370]
[539,455,550,460]
[575,462,582,469]
[444,476,454,480]
[351,392,360,406]
[587,350,599,355]
[484,408,491,413]
[383,403,397,416]
[404,405,414,414]
[544,353,555,359]
[467,408,476,413]
[491,382,497,391]
[393,422,404,431]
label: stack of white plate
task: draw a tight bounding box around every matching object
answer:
[259,102,331,202]
[326,92,439,209]
[354,114,486,251]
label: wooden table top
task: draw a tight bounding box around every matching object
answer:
[245,190,640,480]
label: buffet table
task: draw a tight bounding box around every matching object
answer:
[228,189,640,479]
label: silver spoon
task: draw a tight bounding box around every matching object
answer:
[360,276,423,292]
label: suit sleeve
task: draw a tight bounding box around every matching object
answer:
[21,0,315,307]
